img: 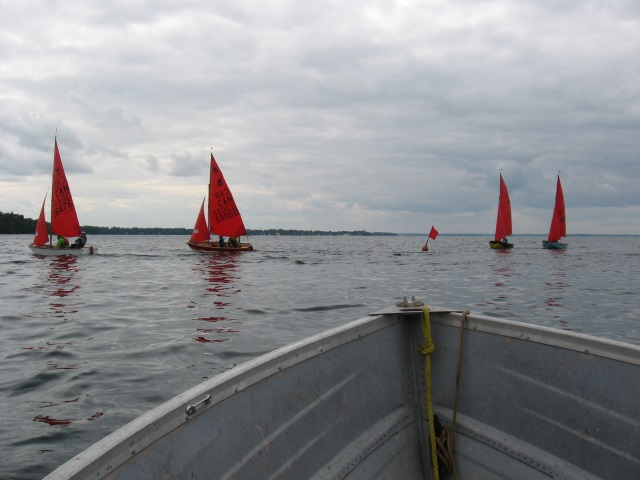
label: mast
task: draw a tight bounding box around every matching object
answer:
[208,148,212,231]
[49,137,56,246]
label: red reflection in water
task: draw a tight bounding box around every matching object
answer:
[33,415,75,428]
[194,336,227,343]
[189,255,243,343]
[197,316,226,322]
[195,256,239,296]
[546,297,563,307]
[50,285,80,298]
[33,411,104,428]
[37,255,84,324]
[48,256,81,298]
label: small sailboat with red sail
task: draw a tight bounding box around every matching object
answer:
[28,138,96,256]
[542,174,567,250]
[187,152,253,252]
[489,173,514,249]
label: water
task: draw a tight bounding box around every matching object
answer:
[1,234,638,479]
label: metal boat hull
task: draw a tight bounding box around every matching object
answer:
[186,240,253,252]
[29,245,97,256]
[45,306,640,480]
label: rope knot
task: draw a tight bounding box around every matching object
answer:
[420,341,435,356]
[420,307,435,356]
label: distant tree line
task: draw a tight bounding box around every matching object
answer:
[247,229,396,236]
[1,212,396,236]
[0,212,39,234]
[81,225,192,235]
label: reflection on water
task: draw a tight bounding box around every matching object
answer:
[190,254,242,343]
[47,256,80,298]
[44,256,82,321]
[490,249,514,308]
[544,249,573,327]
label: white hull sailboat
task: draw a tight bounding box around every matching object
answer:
[29,244,96,256]
[28,138,97,256]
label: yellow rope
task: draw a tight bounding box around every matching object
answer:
[420,307,439,480]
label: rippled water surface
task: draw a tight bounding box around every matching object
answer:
[1,234,638,479]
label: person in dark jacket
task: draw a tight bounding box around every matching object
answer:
[71,232,87,249]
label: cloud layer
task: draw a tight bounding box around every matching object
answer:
[1,0,639,233]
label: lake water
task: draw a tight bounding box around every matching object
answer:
[1,234,638,479]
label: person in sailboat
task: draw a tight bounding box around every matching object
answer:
[71,232,87,249]
[218,235,225,247]
[228,236,239,247]
[56,235,69,248]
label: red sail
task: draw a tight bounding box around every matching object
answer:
[207,153,247,237]
[429,226,439,240]
[494,173,512,241]
[33,195,49,246]
[190,197,210,242]
[547,175,566,242]
[499,173,512,237]
[494,203,507,241]
[50,139,82,237]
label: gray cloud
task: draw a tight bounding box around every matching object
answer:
[1,0,638,233]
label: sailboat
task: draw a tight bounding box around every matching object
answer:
[186,152,253,252]
[489,173,514,249]
[28,138,96,256]
[542,174,567,250]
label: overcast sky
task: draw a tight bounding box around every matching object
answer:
[1,0,639,234]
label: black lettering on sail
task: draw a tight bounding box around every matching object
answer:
[53,181,74,218]
[212,205,240,224]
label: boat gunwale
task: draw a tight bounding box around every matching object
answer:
[369,305,640,366]
[431,309,640,366]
